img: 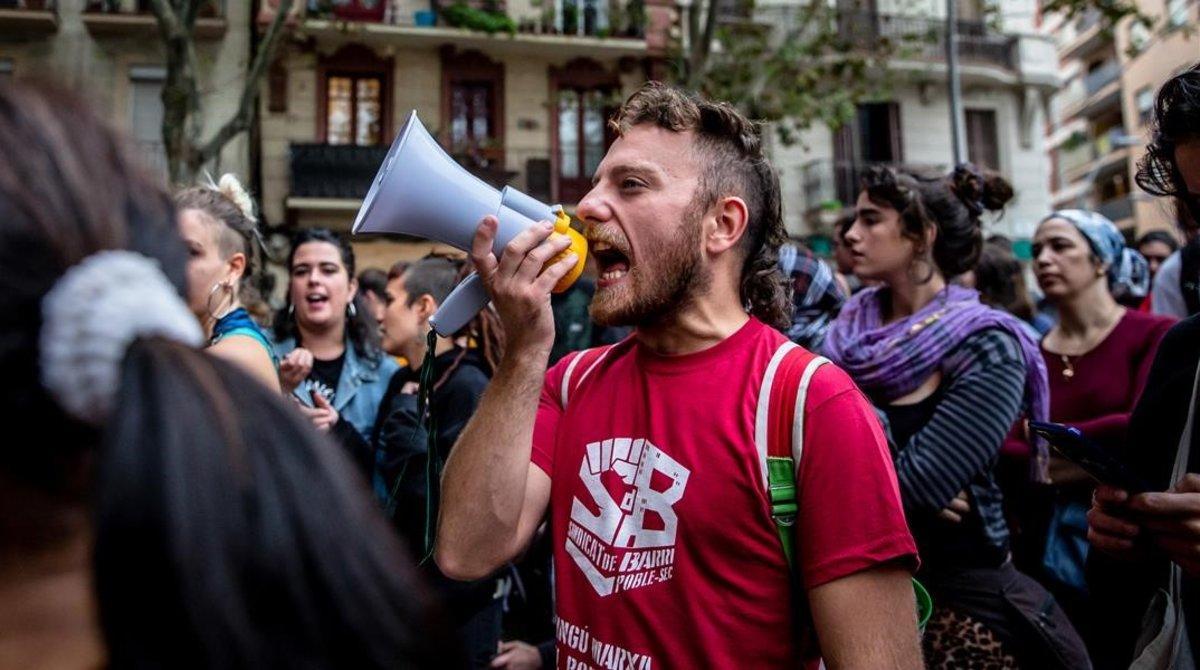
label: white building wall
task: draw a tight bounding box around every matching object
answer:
[770,82,1050,240]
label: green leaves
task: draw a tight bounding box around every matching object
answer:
[671,0,900,144]
[440,2,518,34]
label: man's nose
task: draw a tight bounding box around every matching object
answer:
[575,186,609,225]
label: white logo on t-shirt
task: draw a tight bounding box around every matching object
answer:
[566,437,690,597]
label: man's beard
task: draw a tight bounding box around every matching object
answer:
[590,210,711,328]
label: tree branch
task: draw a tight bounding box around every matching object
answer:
[696,0,720,72]
[193,0,294,168]
[686,0,701,84]
[146,0,184,40]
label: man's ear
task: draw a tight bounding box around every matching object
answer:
[707,196,750,255]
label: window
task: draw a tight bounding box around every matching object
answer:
[831,101,902,205]
[1136,87,1155,127]
[1167,0,1188,27]
[557,88,613,203]
[130,66,167,183]
[551,58,620,203]
[965,108,999,171]
[856,102,902,163]
[318,44,392,147]
[556,0,608,35]
[441,49,504,171]
[326,74,383,146]
[450,82,494,150]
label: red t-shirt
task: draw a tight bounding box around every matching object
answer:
[532,318,917,669]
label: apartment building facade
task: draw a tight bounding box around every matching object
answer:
[1044,0,1198,236]
[763,0,1060,248]
[0,0,252,181]
[258,0,672,269]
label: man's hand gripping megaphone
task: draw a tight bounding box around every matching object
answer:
[470,214,583,356]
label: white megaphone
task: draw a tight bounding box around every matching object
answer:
[351,111,588,337]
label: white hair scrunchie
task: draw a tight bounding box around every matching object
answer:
[40,250,204,425]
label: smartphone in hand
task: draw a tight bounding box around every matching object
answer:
[1028,421,1153,494]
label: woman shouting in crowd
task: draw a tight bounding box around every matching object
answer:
[273,228,399,479]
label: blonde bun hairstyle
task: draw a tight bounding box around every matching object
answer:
[216,173,257,224]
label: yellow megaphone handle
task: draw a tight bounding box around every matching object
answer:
[547,209,588,293]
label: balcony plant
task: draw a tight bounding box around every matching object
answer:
[623,0,643,37]
[561,1,577,33]
[441,1,516,33]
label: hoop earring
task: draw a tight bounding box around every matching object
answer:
[206,280,234,321]
[348,301,357,318]
[288,303,295,318]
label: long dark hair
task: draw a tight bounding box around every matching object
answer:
[1136,61,1200,224]
[860,163,1014,281]
[974,241,1035,322]
[274,228,382,362]
[0,80,445,668]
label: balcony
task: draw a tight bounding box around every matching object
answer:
[1059,9,1107,61]
[298,0,646,58]
[1083,59,1120,96]
[0,0,58,36]
[287,143,555,217]
[82,0,226,38]
[1096,195,1134,224]
[1062,128,1131,184]
[1062,59,1122,120]
[836,11,1017,71]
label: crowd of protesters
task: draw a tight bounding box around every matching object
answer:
[2,61,1199,670]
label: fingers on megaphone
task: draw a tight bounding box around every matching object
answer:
[518,230,573,282]
[470,215,501,279]
[497,219,556,279]
[536,250,579,293]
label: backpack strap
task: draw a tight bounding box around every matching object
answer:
[559,345,614,409]
[757,343,935,634]
[755,342,828,566]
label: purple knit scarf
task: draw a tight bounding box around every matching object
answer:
[823,284,1050,482]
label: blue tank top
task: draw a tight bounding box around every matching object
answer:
[210,307,279,370]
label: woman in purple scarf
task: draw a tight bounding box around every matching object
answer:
[824,164,1088,669]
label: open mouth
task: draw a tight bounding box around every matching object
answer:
[591,240,631,285]
[305,292,329,308]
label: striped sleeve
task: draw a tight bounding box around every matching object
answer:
[892,328,1027,512]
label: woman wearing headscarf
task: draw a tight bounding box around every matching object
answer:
[780,244,845,351]
[1005,209,1175,654]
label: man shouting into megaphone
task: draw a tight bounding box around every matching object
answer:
[436,82,922,669]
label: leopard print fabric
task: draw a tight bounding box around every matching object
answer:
[922,605,1018,670]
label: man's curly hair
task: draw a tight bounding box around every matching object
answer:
[1135,62,1200,223]
[609,82,792,331]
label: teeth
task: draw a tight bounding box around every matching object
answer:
[594,241,612,253]
[601,269,627,281]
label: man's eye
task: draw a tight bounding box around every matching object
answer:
[621,178,644,190]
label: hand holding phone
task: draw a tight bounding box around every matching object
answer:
[1028,421,1152,494]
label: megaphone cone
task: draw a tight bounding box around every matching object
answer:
[352,111,588,336]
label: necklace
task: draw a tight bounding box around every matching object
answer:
[1052,306,1125,383]
[1060,354,1075,381]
